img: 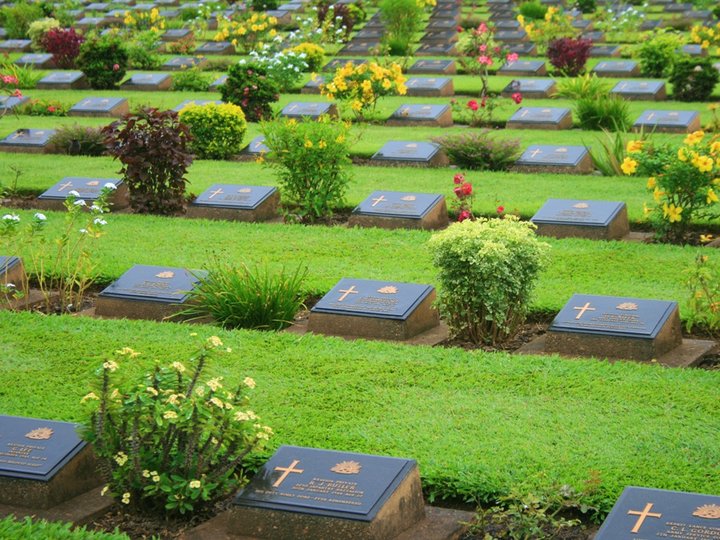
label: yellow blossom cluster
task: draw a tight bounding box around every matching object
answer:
[517,7,574,46]
[214,13,277,52]
[123,7,165,32]
[321,62,407,119]
[416,0,437,8]
[690,23,720,50]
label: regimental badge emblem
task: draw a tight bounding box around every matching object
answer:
[556,147,568,152]
[25,427,54,440]
[406,143,417,148]
[155,271,175,279]
[331,461,362,475]
[237,188,252,193]
[573,203,589,209]
[377,286,398,294]
[693,505,720,519]
[86,181,100,186]
[616,302,639,311]
[400,196,417,201]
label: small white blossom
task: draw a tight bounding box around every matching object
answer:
[1,214,20,222]
[33,212,46,221]
[90,204,104,213]
[94,218,107,226]
[73,199,87,206]
[79,228,88,234]
[67,190,80,197]
[104,182,118,190]
[103,360,118,372]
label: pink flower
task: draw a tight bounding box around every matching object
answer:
[479,44,487,52]
[112,63,119,71]
[453,173,465,184]
[47,105,56,113]
[478,55,492,66]
[1,74,18,85]
[496,205,505,214]
[461,182,473,196]
[477,22,488,34]
[12,89,22,98]
[456,25,463,33]
[458,210,472,222]
[506,52,519,62]
[494,46,501,53]
[511,92,523,104]
[467,100,478,111]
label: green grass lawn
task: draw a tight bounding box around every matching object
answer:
[1,311,718,518]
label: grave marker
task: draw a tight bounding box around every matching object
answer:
[241,135,270,157]
[545,293,682,361]
[163,56,208,71]
[420,30,458,44]
[0,256,25,294]
[632,110,700,133]
[589,44,621,57]
[370,140,448,167]
[506,42,538,56]
[0,39,31,52]
[407,59,457,75]
[596,486,720,540]
[209,74,228,91]
[69,97,129,118]
[323,58,367,72]
[0,95,29,112]
[308,278,439,340]
[404,77,454,97]
[506,107,573,130]
[37,177,128,210]
[301,75,324,94]
[500,78,557,99]
[161,28,193,42]
[187,184,280,222]
[95,264,205,321]
[349,190,448,230]
[414,43,458,56]
[338,41,380,56]
[591,60,640,77]
[513,145,593,174]
[14,53,54,68]
[120,72,172,91]
[611,80,666,101]
[0,129,55,154]
[494,30,529,43]
[387,104,453,127]
[280,101,338,120]
[36,71,88,90]
[195,41,235,55]
[531,199,629,240]
[498,60,547,77]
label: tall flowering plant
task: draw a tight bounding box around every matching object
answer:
[81,336,273,516]
[455,23,522,126]
[214,13,278,53]
[0,72,22,118]
[450,173,475,222]
[622,131,720,243]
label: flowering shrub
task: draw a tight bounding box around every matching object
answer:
[690,22,720,51]
[214,13,278,53]
[81,336,272,516]
[546,37,592,76]
[0,70,21,118]
[321,61,406,121]
[593,5,644,38]
[517,6,575,52]
[0,57,41,89]
[17,98,67,116]
[41,27,84,69]
[685,254,720,339]
[240,46,308,92]
[27,17,59,51]
[103,108,193,215]
[623,131,720,242]
[179,102,247,160]
[220,61,280,122]
[433,130,522,171]
[428,217,550,345]
[634,31,684,78]
[0,186,115,312]
[669,58,719,102]
[287,42,325,72]
[261,115,353,223]
[456,23,521,125]
[165,34,197,55]
[123,7,166,32]
[450,173,474,222]
[76,35,129,89]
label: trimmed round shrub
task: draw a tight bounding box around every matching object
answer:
[220,62,279,122]
[669,57,719,102]
[288,42,325,72]
[179,102,248,160]
[518,0,547,20]
[76,35,128,89]
[428,217,550,345]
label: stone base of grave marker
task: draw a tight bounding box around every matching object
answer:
[69,100,129,118]
[500,80,557,99]
[94,296,191,322]
[37,74,89,90]
[506,115,573,131]
[0,445,100,510]
[121,75,173,91]
[35,183,130,211]
[186,190,280,222]
[307,292,439,341]
[532,201,630,240]
[386,107,453,128]
[348,199,448,230]
[370,151,449,168]
[511,159,594,174]
[0,486,111,526]
[407,60,457,75]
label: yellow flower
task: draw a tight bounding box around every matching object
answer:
[81,392,99,403]
[620,157,638,175]
[189,480,201,489]
[304,139,313,148]
[255,155,265,164]
[318,140,327,149]
[626,140,644,153]
[163,410,178,419]
[207,377,223,391]
[707,188,719,204]
[653,187,665,203]
[146,386,158,396]
[336,135,345,144]
[121,492,131,505]
[206,335,223,348]
[692,154,713,173]
[351,99,363,112]
[711,141,720,155]
[662,203,683,223]
[700,234,714,243]
[244,376,256,389]
[101,485,110,497]
[116,347,140,358]
[209,397,224,408]
[678,147,688,162]
[646,177,656,189]
[115,452,128,466]
[172,361,186,373]
[684,130,705,145]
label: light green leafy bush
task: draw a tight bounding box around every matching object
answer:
[179,102,248,159]
[428,217,550,345]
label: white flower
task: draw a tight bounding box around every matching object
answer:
[2,214,19,222]
[121,492,130,504]
[209,397,224,408]
[103,182,117,190]
[163,410,178,419]
[79,229,88,234]
[101,485,109,496]
[206,377,223,391]
[243,377,256,389]
[206,335,223,348]
[94,218,107,226]
[90,204,104,213]
[4,283,15,289]
[73,199,87,206]
[172,361,186,373]
[103,361,118,372]
[189,480,201,489]
[33,212,46,221]
[146,386,158,396]
[67,190,80,197]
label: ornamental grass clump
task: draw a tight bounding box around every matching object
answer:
[622,131,720,243]
[428,217,550,345]
[81,336,273,516]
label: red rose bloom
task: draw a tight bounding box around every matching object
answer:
[467,100,479,111]
[496,205,505,214]
[458,210,472,222]
[511,92,522,104]
[461,182,472,196]
[453,173,465,184]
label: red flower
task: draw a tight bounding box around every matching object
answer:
[456,25,463,32]
[453,173,465,184]
[112,63,119,71]
[467,100,478,111]
[47,105,56,113]
[511,92,522,104]
[461,182,473,196]
[458,210,472,222]
[496,205,505,214]
[12,89,22,98]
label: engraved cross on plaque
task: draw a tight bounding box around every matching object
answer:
[529,148,543,158]
[371,195,387,207]
[627,502,662,533]
[573,302,596,320]
[337,285,358,302]
[272,459,304,487]
[57,181,74,192]
[208,188,224,199]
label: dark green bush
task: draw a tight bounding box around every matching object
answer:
[669,57,720,102]
[575,0,596,14]
[49,124,106,156]
[76,34,129,89]
[518,1,547,20]
[575,96,631,131]
[433,131,522,171]
[220,62,279,123]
